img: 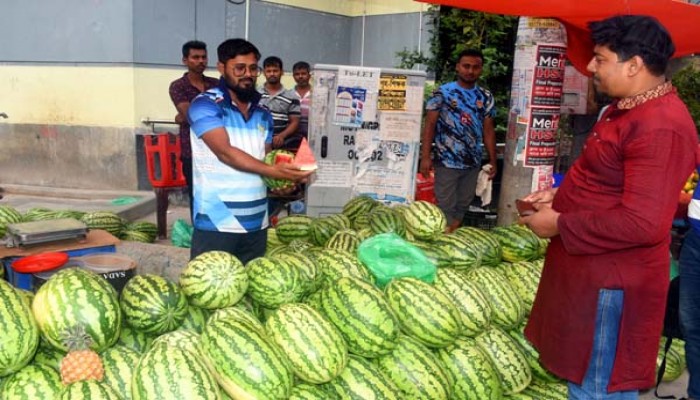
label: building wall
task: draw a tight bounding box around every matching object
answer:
[0,0,432,190]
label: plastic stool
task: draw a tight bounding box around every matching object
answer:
[144,133,187,239]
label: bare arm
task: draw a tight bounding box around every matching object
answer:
[483,116,497,178]
[272,115,300,148]
[174,102,190,124]
[420,110,439,178]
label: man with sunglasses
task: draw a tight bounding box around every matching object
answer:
[187,39,313,263]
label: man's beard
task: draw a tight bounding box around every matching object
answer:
[227,79,257,103]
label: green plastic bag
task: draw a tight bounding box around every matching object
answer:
[171,219,193,248]
[357,233,436,288]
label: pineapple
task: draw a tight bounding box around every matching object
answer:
[59,325,104,384]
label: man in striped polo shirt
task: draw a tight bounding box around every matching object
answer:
[187,39,312,263]
[259,56,302,152]
[680,146,700,400]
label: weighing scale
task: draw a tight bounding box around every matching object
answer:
[4,218,89,248]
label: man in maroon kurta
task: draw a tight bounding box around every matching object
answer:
[521,15,698,397]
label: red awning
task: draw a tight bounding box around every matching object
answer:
[416,0,700,75]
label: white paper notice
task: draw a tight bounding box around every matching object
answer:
[336,66,381,125]
[379,112,421,142]
[314,160,353,187]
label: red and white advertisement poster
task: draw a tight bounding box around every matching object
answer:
[531,45,566,107]
[524,107,559,166]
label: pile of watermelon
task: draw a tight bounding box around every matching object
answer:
[0,196,685,399]
[0,205,158,243]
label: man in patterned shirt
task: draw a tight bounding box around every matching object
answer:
[420,49,497,233]
[169,40,219,215]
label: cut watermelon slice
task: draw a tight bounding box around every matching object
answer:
[274,152,294,165]
[293,138,318,171]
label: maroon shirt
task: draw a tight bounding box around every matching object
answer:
[525,85,698,391]
[168,73,219,158]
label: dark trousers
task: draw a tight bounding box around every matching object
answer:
[190,228,267,265]
[680,229,700,398]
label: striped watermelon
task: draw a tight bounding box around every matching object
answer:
[309,214,351,246]
[60,380,123,400]
[179,305,210,334]
[80,211,124,237]
[117,324,154,354]
[275,215,314,243]
[465,267,525,329]
[262,149,296,189]
[120,230,154,243]
[132,341,221,400]
[411,240,452,268]
[120,274,188,335]
[435,336,503,400]
[385,277,461,348]
[266,228,284,253]
[151,329,201,354]
[435,268,492,337]
[276,252,321,295]
[377,335,452,400]
[284,239,316,254]
[326,356,403,399]
[508,322,560,383]
[31,341,65,372]
[520,379,568,399]
[180,250,249,309]
[265,303,348,383]
[32,268,120,353]
[352,213,371,231]
[325,229,361,252]
[342,195,379,222]
[320,277,399,358]
[453,226,503,267]
[475,327,532,395]
[491,226,541,262]
[403,201,447,240]
[0,363,62,399]
[22,207,54,221]
[14,287,34,309]
[290,383,336,399]
[432,233,482,269]
[100,344,141,400]
[200,314,294,399]
[208,306,265,333]
[369,206,406,237]
[498,261,542,311]
[0,205,23,237]
[246,256,305,308]
[125,221,158,242]
[313,248,373,285]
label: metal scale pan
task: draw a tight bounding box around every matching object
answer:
[4,218,89,248]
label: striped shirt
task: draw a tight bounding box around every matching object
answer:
[260,85,301,150]
[188,81,274,233]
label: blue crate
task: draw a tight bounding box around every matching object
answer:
[3,244,116,290]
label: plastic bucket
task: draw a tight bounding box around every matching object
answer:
[33,260,84,292]
[77,253,137,294]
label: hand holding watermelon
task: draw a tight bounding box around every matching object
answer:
[262,138,317,191]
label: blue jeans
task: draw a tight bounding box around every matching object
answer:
[190,228,267,264]
[568,289,639,400]
[680,229,700,398]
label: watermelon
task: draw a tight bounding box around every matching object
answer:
[276,252,321,295]
[179,305,210,334]
[180,250,249,309]
[275,215,314,243]
[289,383,336,399]
[263,150,296,189]
[475,327,532,395]
[326,356,403,399]
[125,221,158,242]
[320,277,399,358]
[385,277,461,348]
[208,306,265,333]
[120,274,189,335]
[434,268,492,337]
[80,211,124,237]
[403,201,447,240]
[200,314,294,399]
[293,137,318,171]
[342,195,380,222]
[32,268,120,353]
[435,336,503,400]
[498,261,542,311]
[151,329,201,354]
[377,335,452,400]
[120,230,154,243]
[132,341,221,400]
[465,267,525,330]
[369,206,406,237]
[325,229,361,252]
[453,226,503,267]
[432,233,483,269]
[265,303,348,383]
[31,341,65,372]
[0,363,62,399]
[117,324,154,354]
[246,256,306,308]
[0,205,23,237]
[520,379,568,399]
[491,226,541,262]
[100,344,141,400]
[411,240,452,268]
[508,322,560,383]
[313,248,373,285]
[59,380,123,400]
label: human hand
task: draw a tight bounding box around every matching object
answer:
[276,162,314,184]
[488,161,497,179]
[272,135,285,149]
[419,158,433,179]
[270,184,298,196]
[518,204,560,238]
[522,188,558,205]
[175,113,185,124]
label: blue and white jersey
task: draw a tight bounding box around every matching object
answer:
[426,81,495,169]
[689,165,700,233]
[188,80,274,233]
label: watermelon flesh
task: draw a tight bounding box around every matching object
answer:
[292,138,317,171]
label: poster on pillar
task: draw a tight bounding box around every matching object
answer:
[525,107,559,166]
[531,45,566,107]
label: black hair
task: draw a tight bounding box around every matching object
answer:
[456,49,484,64]
[589,15,674,76]
[293,61,311,72]
[217,39,261,64]
[182,41,207,58]
[263,56,283,70]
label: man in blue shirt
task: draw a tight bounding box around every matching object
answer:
[420,49,497,232]
[187,38,312,262]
